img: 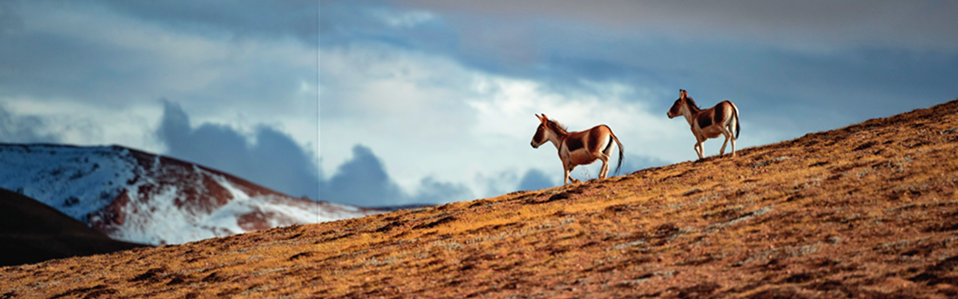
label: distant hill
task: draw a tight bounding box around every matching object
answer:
[2,99,958,298]
[0,188,145,266]
[0,144,384,245]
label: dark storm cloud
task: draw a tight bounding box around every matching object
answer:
[0,1,22,36]
[0,106,60,143]
[157,100,320,200]
[100,0,318,45]
[397,0,958,50]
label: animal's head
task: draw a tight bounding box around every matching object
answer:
[667,89,690,119]
[531,113,553,149]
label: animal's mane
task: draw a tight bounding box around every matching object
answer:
[685,96,701,111]
[548,119,569,133]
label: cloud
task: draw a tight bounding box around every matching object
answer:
[99,0,319,45]
[320,145,473,207]
[321,1,958,141]
[157,100,320,200]
[320,144,405,206]
[408,177,473,205]
[0,105,60,143]
[475,171,520,199]
[619,154,670,175]
[158,100,471,207]
[0,1,22,36]
[396,0,958,51]
[0,1,319,150]
[518,168,554,191]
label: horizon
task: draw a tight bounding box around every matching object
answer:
[1,1,956,207]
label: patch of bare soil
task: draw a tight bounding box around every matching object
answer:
[3,99,958,298]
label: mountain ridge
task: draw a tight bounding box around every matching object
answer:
[0,143,383,245]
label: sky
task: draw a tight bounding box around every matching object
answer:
[1,1,957,207]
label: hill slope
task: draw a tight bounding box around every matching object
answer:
[0,188,145,267]
[0,144,382,245]
[3,99,958,298]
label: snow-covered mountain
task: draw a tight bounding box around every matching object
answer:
[0,143,383,245]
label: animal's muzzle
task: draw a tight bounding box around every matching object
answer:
[531,142,539,149]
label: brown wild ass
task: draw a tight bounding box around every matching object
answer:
[667,89,741,160]
[530,114,624,185]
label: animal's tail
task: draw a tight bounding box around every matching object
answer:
[730,101,741,139]
[609,129,624,176]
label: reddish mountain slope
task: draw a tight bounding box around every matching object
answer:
[0,144,382,245]
[2,99,958,298]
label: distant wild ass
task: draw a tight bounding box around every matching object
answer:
[667,89,741,160]
[530,114,624,185]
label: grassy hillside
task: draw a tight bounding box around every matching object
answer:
[3,100,958,298]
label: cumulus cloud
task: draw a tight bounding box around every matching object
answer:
[619,154,670,175]
[475,171,521,199]
[518,168,554,191]
[320,144,474,207]
[0,105,60,143]
[409,177,473,205]
[320,144,404,206]
[159,100,472,207]
[157,100,320,200]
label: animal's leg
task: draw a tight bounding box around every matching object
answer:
[564,163,580,184]
[719,131,731,156]
[563,166,571,185]
[694,141,704,160]
[598,155,610,179]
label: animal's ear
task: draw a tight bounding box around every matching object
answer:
[679,89,687,99]
[541,114,548,121]
[535,114,544,122]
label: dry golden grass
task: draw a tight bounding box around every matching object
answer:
[3,100,958,298]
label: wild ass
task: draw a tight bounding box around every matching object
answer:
[667,89,741,160]
[530,114,624,185]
